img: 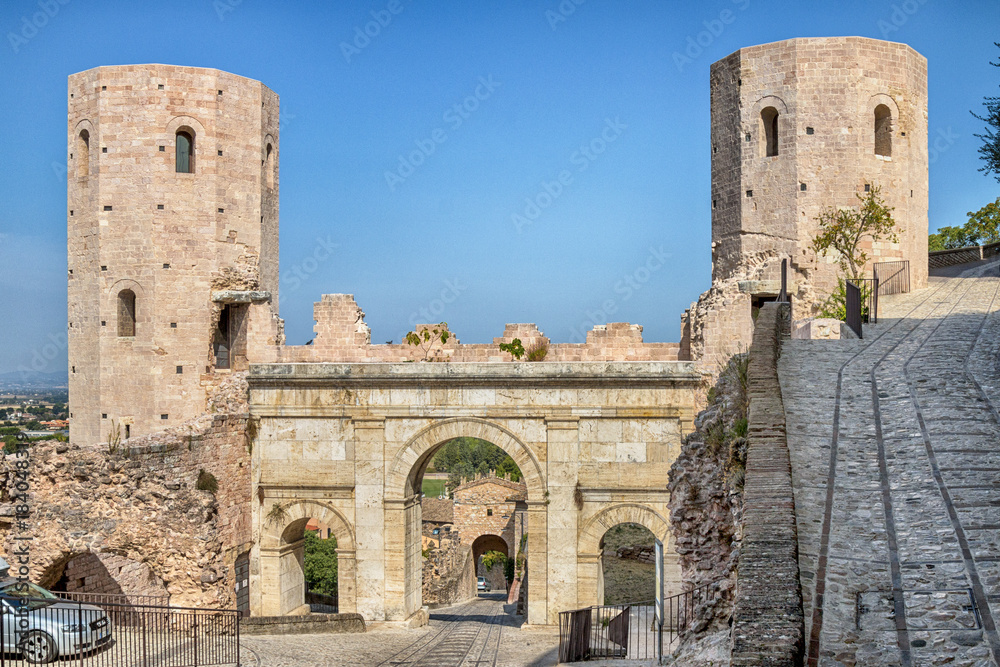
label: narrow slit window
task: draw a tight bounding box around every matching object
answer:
[117,289,136,337]
[77,130,90,178]
[265,143,275,189]
[176,130,195,173]
[761,107,779,157]
[874,104,892,157]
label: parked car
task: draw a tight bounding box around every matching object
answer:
[477,577,490,592]
[0,580,112,664]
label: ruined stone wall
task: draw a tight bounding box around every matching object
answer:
[6,374,252,608]
[67,64,280,447]
[256,294,681,364]
[422,529,475,606]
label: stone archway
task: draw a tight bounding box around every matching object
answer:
[577,504,680,608]
[384,418,545,623]
[258,500,356,616]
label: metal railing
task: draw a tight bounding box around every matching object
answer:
[0,597,241,666]
[557,580,723,663]
[873,260,910,296]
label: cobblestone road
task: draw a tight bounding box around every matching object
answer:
[781,260,1000,666]
[240,594,560,667]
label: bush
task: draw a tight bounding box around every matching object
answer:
[196,469,218,494]
[304,530,338,597]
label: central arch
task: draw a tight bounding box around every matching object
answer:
[578,504,680,608]
[384,418,545,622]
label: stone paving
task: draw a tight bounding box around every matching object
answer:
[780,260,1000,666]
[240,594,560,666]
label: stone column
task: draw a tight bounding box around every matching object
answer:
[353,418,386,621]
[336,549,357,613]
[543,417,580,625]
[526,500,548,625]
[576,552,602,607]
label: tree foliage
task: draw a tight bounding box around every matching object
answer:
[811,186,898,281]
[972,42,1000,182]
[928,197,1000,251]
[481,550,507,572]
[304,530,338,597]
[430,437,522,491]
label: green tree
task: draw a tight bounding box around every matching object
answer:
[966,197,1000,245]
[303,530,338,597]
[405,324,451,361]
[928,225,976,251]
[811,185,898,281]
[972,42,1000,182]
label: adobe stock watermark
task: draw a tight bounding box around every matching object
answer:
[18,330,67,376]
[511,117,627,233]
[399,278,466,341]
[929,126,958,164]
[213,0,242,21]
[7,0,72,54]
[340,0,408,64]
[877,0,929,39]
[567,245,671,344]
[280,236,339,293]
[545,0,587,31]
[672,0,751,73]
[384,75,502,192]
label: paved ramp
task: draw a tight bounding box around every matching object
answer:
[780,260,1000,666]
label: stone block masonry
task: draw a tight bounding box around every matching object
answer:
[2,373,252,609]
[730,302,804,666]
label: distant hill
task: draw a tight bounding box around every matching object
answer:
[0,370,69,390]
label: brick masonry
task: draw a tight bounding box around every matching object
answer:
[730,302,803,666]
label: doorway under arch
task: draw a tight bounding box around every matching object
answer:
[258,500,356,616]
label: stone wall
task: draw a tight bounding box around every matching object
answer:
[422,530,475,607]
[4,373,252,609]
[58,552,169,600]
[730,302,803,666]
[258,295,681,364]
[928,241,1000,269]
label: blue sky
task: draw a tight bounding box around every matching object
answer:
[0,0,997,374]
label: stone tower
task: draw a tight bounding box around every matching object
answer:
[685,37,928,365]
[67,65,281,446]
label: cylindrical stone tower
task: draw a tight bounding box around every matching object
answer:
[710,36,928,310]
[67,65,280,446]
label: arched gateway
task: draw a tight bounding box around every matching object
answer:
[248,360,699,625]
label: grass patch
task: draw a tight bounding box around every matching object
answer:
[422,478,447,498]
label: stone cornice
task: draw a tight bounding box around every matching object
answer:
[248,361,699,389]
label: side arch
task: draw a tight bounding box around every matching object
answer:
[579,503,671,555]
[258,499,357,615]
[386,417,546,500]
[260,499,355,552]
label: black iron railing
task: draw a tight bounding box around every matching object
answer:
[873,260,910,296]
[0,597,241,666]
[557,580,723,663]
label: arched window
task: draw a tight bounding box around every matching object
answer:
[265,143,275,189]
[874,104,892,157]
[761,107,779,157]
[117,289,136,337]
[176,130,194,173]
[77,130,90,178]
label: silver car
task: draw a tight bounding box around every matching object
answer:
[0,581,112,663]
